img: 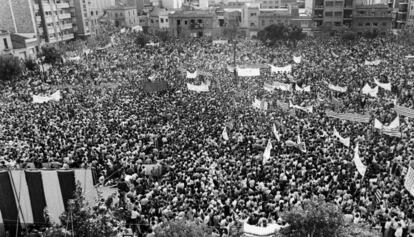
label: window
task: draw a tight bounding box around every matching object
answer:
[365,22,370,26]
[373,22,378,26]
[382,22,387,26]
[91,11,93,16]
[250,22,255,26]
[3,39,8,49]
[151,19,154,23]
[198,19,202,23]
[177,19,181,25]
[334,11,342,17]
[190,19,195,24]
[166,19,168,22]
[115,13,118,17]
[250,13,257,16]
[96,11,98,15]
[161,18,164,23]
[325,11,333,17]
[262,20,265,25]
[184,20,188,25]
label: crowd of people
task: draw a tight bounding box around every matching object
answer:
[1,30,414,237]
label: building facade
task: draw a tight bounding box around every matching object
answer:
[408,0,414,27]
[169,10,220,37]
[258,9,294,29]
[0,31,13,55]
[107,6,140,27]
[70,0,93,37]
[148,8,170,33]
[352,4,392,32]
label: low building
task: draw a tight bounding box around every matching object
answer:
[106,6,140,27]
[291,9,314,34]
[10,33,38,59]
[258,8,293,29]
[169,10,220,37]
[148,8,170,33]
[0,30,13,56]
[352,4,392,33]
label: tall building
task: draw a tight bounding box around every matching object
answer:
[89,0,116,33]
[352,4,392,32]
[169,10,220,37]
[70,0,93,38]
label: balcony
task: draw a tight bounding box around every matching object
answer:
[61,23,72,29]
[56,2,70,8]
[62,33,74,40]
[59,13,72,19]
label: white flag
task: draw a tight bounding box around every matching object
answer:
[222,127,229,141]
[328,84,347,93]
[272,124,280,142]
[404,162,414,197]
[293,56,302,64]
[186,70,198,79]
[333,127,350,147]
[32,90,62,104]
[374,79,391,91]
[263,139,272,164]
[353,144,367,176]
[289,101,313,113]
[237,67,260,77]
[269,64,292,74]
[364,59,382,66]
[295,84,311,92]
[187,83,209,92]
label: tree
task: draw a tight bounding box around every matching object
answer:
[153,219,213,237]
[0,55,23,82]
[287,25,306,48]
[40,46,62,65]
[59,183,118,237]
[258,24,289,46]
[135,33,150,47]
[24,58,38,71]
[280,197,343,237]
[155,30,172,42]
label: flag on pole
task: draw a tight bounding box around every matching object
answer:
[353,144,367,176]
[272,124,281,142]
[374,117,401,137]
[263,139,272,164]
[186,70,198,79]
[404,162,414,197]
[295,84,311,92]
[297,134,306,152]
[222,127,229,141]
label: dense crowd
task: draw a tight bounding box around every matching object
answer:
[1,31,414,237]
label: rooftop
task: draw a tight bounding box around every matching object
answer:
[169,10,217,17]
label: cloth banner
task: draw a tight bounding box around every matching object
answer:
[325,110,370,123]
[293,56,302,64]
[374,79,391,91]
[67,56,81,61]
[186,70,198,79]
[243,221,282,236]
[146,42,159,47]
[227,65,235,72]
[394,105,414,119]
[222,127,229,141]
[187,83,209,92]
[0,171,20,237]
[269,64,292,74]
[97,43,112,50]
[74,169,97,206]
[353,144,367,176]
[289,101,313,113]
[263,82,275,92]
[0,210,4,237]
[57,171,76,210]
[143,81,169,93]
[295,84,310,92]
[237,67,260,77]
[333,127,350,147]
[25,171,46,224]
[40,63,52,72]
[361,84,378,97]
[32,90,61,103]
[328,84,347,93]
[404,162,414,197]
[212,40,228,45]
[263,139,272,164]
[272,124,281,141]
[252,99,268,111]
[374,117,401,137]
[272,82,292,91]
[364,59,382,66]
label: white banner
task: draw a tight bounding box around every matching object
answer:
[265,82,292,91]
[146,42,160,47]
[293,56,302,64]
[222,127,229,141]
[333,127,350,147]
[263,139,272,164]
[353,144,367,176]
[269,64,292,74]
[295,84,310,92]
[328,84,347,93]
[212,40,228,45]
[272,124,281,142]
[361,84,378,97]
[252,99,268,111]
[237,67,260,77]
[364,59,382,66]
[186,70,198,79]
[374,79,391,91]
[32,90,61,104]
[187,83,209,92]
[67,56,81,61]
[404,163,414,197]
[289,101,313,113]
[243,221,282,236]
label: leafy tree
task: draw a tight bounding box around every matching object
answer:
[0,55,23,82]
[363,30,379,39]
[135,33,150,47]
[24,58,38,71]
[258,24,305,47]
[153,219,213,237]
[280,197,343,237]
[155,30,172,42]
[287,25,306,47]
[59,182,118,237]
[40,46,62,65]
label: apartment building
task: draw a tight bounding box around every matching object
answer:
[148,8,170,33]
[169,10,220,37]
[408,0,414,27]
[352,4,392,32]
[70,0,93,37]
